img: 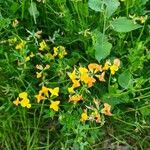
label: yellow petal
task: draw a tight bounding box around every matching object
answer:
[49,87,59,97]
[19,92,28,99]
[50,101,60,111]
[13,97,20,106]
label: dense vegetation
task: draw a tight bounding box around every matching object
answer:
[0,0,150,149]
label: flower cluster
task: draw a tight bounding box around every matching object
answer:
[36,64,50,78]
[68,59,120,103]
[35,86,60,111]
[13,92,31,108]
[38,40,67,59]
[80,101,112,123]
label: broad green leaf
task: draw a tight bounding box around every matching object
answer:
[88,0,104,12]
[102,94,130,107]
[104,0,120,18]
[28,2,39,24]
[111,17,142,32]
[93,31,112,62]
[95,41,112,62]
[118,70,133,89]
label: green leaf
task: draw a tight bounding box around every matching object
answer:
[28,2,39,24]
[104,0,120,18]
[118,70,133,89]
[93,31,112,62]
[88,0,104,12]
[111,17,142,32]
[102,94,130,106]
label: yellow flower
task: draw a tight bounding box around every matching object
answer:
[69,95,83,103]
[103,60,111,71]
[72,80,80,88]
[50,101,60,111]
[88,63,102,72]
[15,40,26,49]
[40,86,50,97]
[13,97,20,106]
[139,16,146,24]
[19,92,28,99]
[80,73,95,87]
[79,67,88,74]
[53,47,58,57]
[58,46,67,59]
[81,112,88,122]
[14,92,31,108]
[98,72,106,82]
[39,40,49,51]
[49,87,59,97]
[68,86,75,93]
[110,64,119,75]
[25,56,30,62]
[36,72,42,78]
[80,73,89,83]
[94,111,101,123]
[53,46,67,58]
[101,103,112,116]
[29,52,35,58]
[68,69,77,81]
[87,77,96,88]
[20,98,31,108]
[35,94,45,103]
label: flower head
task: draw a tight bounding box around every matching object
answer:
[13,97,20,106]
[88,63,102,73]
[13,92,31,108]
[101,103,112,116]
[15,40,26,49]
[39,40,49,51]
[19,92,28,99]
[40,86,50,97]
[79,67,88,74]
[49,87,59,97]
[50,101,60,111]
[69,95,83,103]
[87,77,96,88]
[98,72,106,82]
[36,72,42,78]
[20,98,31,108]
[68,69,77,81]
[110,64,119,75]
[53,46,67,59]
[68,86,75,94]
[81,111,88,122]
[35,94,45,103]
[103,60,111,71]
[72,80,80,88]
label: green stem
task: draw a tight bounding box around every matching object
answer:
[21,0,25,20]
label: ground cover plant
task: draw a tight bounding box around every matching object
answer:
[0,0,150,149]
